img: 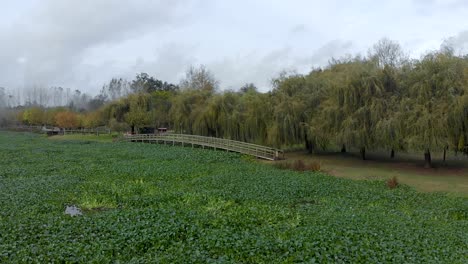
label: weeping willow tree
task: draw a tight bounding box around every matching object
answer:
[268,73,308,148]
[150,90,175,129]
[124,93,153,133]
[213,92,244,140]
[447,94,468,156]
[191,91,241,138]
[319,59,385,159]
[237,90,271,144]
[446,65,468,156]
[299,68,331,153]
[169,89,208,134]
[374,101,407,158]
[170,65,217,134]
[373,64,407,158]
[403,52,467,167]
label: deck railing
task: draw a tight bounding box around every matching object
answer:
[121,133,284,161]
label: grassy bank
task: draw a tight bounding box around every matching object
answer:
[281,151,468,197]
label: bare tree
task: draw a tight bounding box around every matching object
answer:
[180,65,219,93]
[0,87,6,108]
[368,38,408,68]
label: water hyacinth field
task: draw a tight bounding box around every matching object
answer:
[0,132,467,263]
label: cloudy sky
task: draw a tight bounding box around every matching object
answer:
[1,0,468,94]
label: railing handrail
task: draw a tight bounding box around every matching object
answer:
[121,133,283,160]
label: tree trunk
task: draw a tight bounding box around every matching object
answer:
[306,141,314,154]
[131,125,135,134]
[424,149,432,168]
[360,147,366,160]
[443,147,447,163]
[304,134,313,154]
[390,149,395,159]
[341,144,347,153]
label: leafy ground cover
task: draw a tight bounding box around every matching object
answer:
[48,133,116,143]
[0,132,467,263]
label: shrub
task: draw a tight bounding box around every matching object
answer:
[387,176,399,189]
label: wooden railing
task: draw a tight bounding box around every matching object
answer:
[62,128,111,135]
[121,133,284,161]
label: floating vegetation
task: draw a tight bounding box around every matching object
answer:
[0,132,466,263]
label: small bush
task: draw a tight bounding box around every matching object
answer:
[387,176,399,189]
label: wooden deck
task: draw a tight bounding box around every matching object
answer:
[121,133,284,161]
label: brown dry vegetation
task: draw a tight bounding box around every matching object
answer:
[386,176,399,189]
[273,159,321,172]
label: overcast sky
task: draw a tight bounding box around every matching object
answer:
[1,0,468,94]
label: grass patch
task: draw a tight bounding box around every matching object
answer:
[0,132,467,263]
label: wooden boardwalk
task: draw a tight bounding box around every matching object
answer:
[61,128,111,135]
[121,133,284,161]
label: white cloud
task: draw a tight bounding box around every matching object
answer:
[0,0,467,94]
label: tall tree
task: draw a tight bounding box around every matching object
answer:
[180,65,218,94]
[55,111,80,129]
[403,52,467,167]
[124,93,153,134]
[131,73,178,94]
[369,38,408,68]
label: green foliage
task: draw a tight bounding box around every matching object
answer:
[124,93,153,132]
[131,73,179,93]
[0,132,467,262]
[9,40,468,165]
[22,107,45,125]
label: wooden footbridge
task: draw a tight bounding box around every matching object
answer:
[121,133,284,161]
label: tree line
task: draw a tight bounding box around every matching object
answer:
[1,39,467,167]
